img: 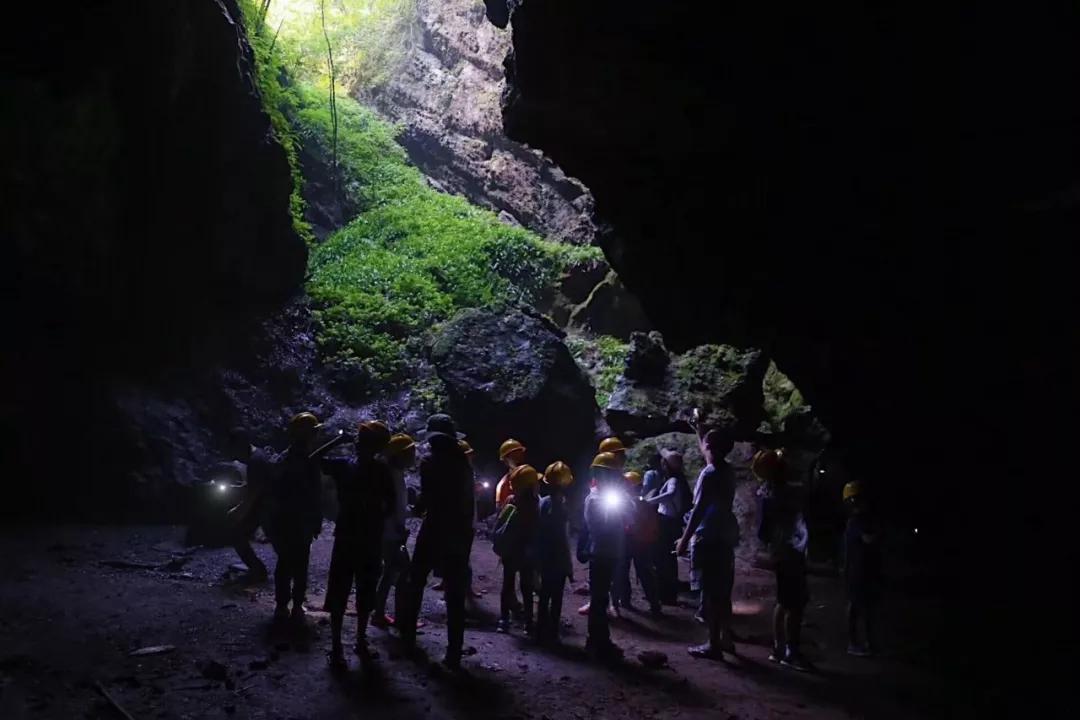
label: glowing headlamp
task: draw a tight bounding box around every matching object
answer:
[601,488,625,512]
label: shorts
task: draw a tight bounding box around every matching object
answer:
[774,548,809,610]
[690,541,734,600]
[325,539,381,615]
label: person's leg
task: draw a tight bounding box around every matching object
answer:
[354,555,382,661]
[443,556,467,667]
[373,540,398,620]
[786,606,804,651]
[613,553,630,609]
[399,546,432,646]
[499,562,515,630]
[536,576,551,641]
[392,547,410,623]
[270,537,291,615]
[634,549,661,612]
[716,547,735,648]
[587,558,614,653]
[660,520,680,603]
[550,576,565,638]
[520,561,535,633]
[234,516,267,577]
[772,602,787,660]
[325,541,351,667]
[847,600,859,648]
[292,539,312,617]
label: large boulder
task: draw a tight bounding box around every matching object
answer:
[606,334,768,440]
[430,308,600,482]
[567,270,652,339]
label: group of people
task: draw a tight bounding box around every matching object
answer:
[224,408,881,673]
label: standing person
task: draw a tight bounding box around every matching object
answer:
[577,437,629,617]
[615,471,662,615]
[316,420,395,669]
[580,452,632,661]
[641,452,664,498]
[371,433,417,630]
[266,412,325,623]
[842,481,880,657]
[494,464,540,635]
[536,461,574,645]
[398,414,475,670]
[646,450,691,605]
[224,427,274,582]
[757,447,813,671]
[495,438,527,509]
[676,429,739,659]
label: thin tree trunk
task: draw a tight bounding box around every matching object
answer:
[257,0,272,31]
[267,19,283,54]
[320,0,339,200]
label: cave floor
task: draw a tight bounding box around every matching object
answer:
[0,525,940,719]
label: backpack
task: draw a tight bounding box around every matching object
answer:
[492,503,521,559]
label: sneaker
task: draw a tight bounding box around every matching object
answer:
[781,650,814,673]
[577,602,591,615]
[354,640,379,664]
[693,614,707,625]
[496,619,510,634]
[768,647,783,664]
[688,643,724,660]
[274,605,290,622]
[847,643,872,657]
[432,580,445,592]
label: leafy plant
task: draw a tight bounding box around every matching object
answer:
[566,334,629,406]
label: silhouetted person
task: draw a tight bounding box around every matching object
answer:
[615,471,661,615]
[495,465,540,635]
[316,420,395,670]
[580,452,631,661]
[678,429,739,659]
[398,414,474,670]
[646,449,691,605]
[267,412,324,622]
[757,447,813,671]
[842,481,880,657]
[536,461,574,645]
[372,433,418,629]
[224,427,273,581]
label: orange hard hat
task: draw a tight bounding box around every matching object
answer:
[386,433,416,456]
[624,471,643,486]
[458,440,475,456]
[288,412,322,440]
[543,461,574,488]
[590,452,621,471]
[509,464,539,492]
[499,438,527,461]
[598,437,627,455]
[751,448,786,484]
[357,420,392,450]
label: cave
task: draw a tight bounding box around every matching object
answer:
[1,0,1074,716]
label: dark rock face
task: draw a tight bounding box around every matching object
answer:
[606,334,768,440]
[430,309,599,480]
[1,0,306,516]
[496,1,1077,526]
[366,0,598,245]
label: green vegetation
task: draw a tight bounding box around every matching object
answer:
[567,334,629,406]
[762,360,807,431]
[238,2,603,384]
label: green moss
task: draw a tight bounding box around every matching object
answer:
[238,0,314,245]
[762,360,807,431]
[567,334,628,406]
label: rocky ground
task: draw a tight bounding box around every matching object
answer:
[0,524,941,720]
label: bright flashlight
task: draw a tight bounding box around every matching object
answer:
[481,481,491,489]
[601,488,624,511]
[217,483,228,493]
[914,527,919,535]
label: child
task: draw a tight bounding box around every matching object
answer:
[580,452,632,661]
[536,461,574,644]
[495,464,540,635]
[614,470,662,616]
[371,433,416,629]
[843,481,880,656]
[317,420,395,670]
[756,447,813,671]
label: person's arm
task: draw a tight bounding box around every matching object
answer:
[644,478,677,505]
[308,431,350,461]
[676,470,709,555]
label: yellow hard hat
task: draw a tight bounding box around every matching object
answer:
[509,464,539,492]
[591,452,622,471]
[386,433,416,456]
[842,481,862,502]
[624,471,643,486]
[458,440,475,456]
[543,461,574,488]
[499,438,527,460]
[357,420,392,450]
[288,412,322,439]
[598,437,626,455]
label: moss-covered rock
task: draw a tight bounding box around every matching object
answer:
[567,270,652,339]
[431,308,601,481]
[606,334,767,439]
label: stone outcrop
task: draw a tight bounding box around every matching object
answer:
[364,0,598,245]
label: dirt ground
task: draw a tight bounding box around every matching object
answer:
[0,524,942,720]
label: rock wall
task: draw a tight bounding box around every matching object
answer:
[492,0,1078,531]
[1,0,307,517]
[364,0,598,245]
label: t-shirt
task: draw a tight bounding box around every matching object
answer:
[642,469,663,498]
[415,434,475,556]
[268,446,322,537]
[760,483,809,556]
[691,463,739,548]
[844,512,880,584]
[320,455,395,548]
[383,466,409,544]
[496,474,513,508]
[537,495,572,577]
[583,485,630,560]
